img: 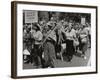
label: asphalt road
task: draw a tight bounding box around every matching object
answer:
[23,48,91,69]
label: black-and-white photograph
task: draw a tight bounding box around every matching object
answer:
[11,1,97,78]
[23,10,91,69]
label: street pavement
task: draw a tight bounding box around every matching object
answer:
[23,48,91,69]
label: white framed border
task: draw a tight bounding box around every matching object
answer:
[15,2,97,77]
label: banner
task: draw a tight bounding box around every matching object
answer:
[25,10,38,23]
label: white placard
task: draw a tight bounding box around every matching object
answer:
[24,10,38,23]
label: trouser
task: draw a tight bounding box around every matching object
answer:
[79,43,88,55]
[66,39,75,61]
[43,40,56,68]
[31,44,43,68]
[79,37,88,55]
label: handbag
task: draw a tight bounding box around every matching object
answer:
[81,37,87,43]
[73,39,79,46]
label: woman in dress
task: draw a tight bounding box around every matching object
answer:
[79,25,88,59]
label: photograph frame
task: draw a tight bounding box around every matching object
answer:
[11,1,98,78]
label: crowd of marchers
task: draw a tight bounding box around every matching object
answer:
[23,17,91,68]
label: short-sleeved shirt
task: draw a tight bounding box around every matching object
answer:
[79,28,88,39]
[32,31,43,44]
[65,29,76,40]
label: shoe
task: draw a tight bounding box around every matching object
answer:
[81,55,86,60]
[24,60,30,64]
[83,56,87,60]
[47,67,51,68]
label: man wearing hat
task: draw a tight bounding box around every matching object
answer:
[42,21,57,68]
